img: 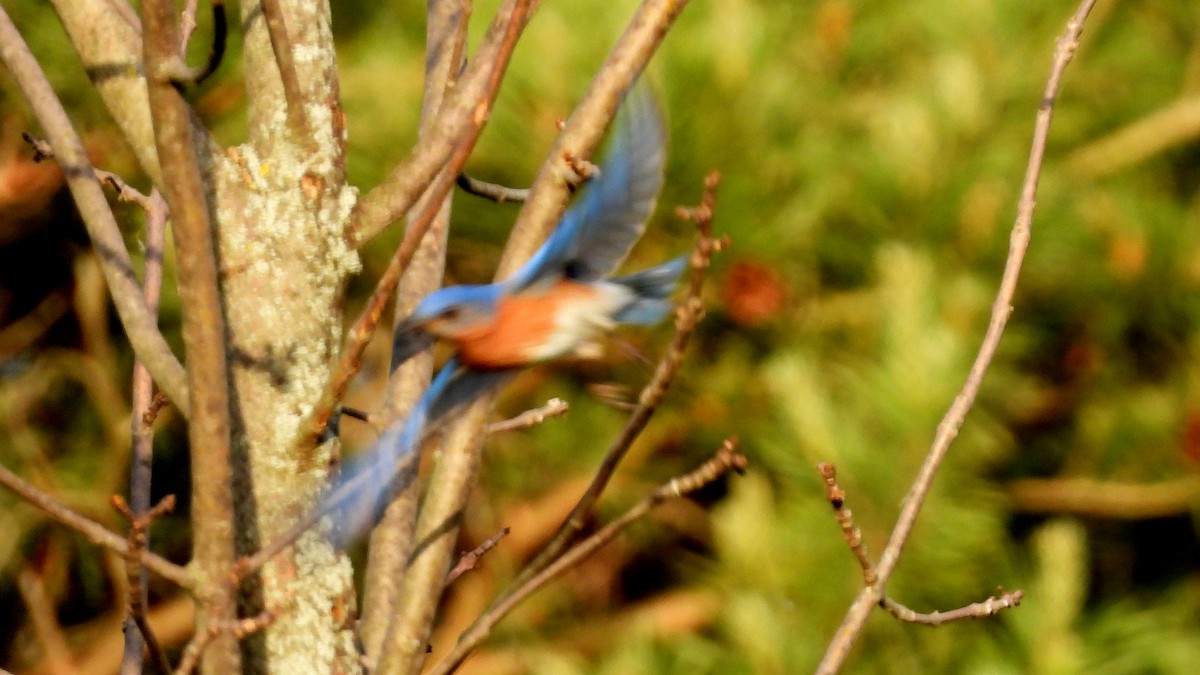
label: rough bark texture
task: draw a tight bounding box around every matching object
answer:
[210,1,361,671]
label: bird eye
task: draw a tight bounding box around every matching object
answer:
[440,307,461,321]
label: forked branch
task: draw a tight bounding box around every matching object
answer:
[815,1,1098,671]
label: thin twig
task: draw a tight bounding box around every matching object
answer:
[257,0,307,136]
[817,463,876,586]
[880,591,1025,626]
[818,464,1023,627]
[172,1,228,85]
[445,527,511,585]
[178,0,200,53]
[487,398,570,433]
[119,179,168,675]
[1007,476,1200,519]
[456,172,530,202]
[336,397,568,435]
[0,463,194,589]
[815,3,1097,670]
[0,9,191,415]
[113,495,177,675]
[507,171,721,595]
[17,565,76,674]
[429,441,747,675]
[24,133,168,215]
[348,0,537,247]
[173,606,282,675]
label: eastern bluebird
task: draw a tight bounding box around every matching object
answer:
[330,86,684,540]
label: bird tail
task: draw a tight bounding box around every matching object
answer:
[611,255,688,325]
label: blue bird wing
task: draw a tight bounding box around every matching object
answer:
[424,358,516,426]
[327,358,514,543]
[508,85,667,291]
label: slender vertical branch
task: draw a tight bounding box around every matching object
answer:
[141,0,239,671]
[815,2,1098,672]
[0,7,190,416]
[257,0,309,137]
[357,0,471,663]
[113,495,177,675]
[376,403,492,675]
[121,190,169,675]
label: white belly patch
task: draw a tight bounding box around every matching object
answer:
[524,282,633,362]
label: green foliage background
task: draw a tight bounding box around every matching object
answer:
[4,0,1200,672]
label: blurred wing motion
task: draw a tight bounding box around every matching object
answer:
[508,85,667,290]
[328,359,514,542]
[328,83,670,542]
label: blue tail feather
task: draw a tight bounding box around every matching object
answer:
[611,255,687,325]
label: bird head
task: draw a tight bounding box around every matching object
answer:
[407,285,499,338]
[391,284,501,371]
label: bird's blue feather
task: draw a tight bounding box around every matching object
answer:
[611,255,688,325]
[508,86,667,290]
[328,357,513,543]
[330,84,676,542]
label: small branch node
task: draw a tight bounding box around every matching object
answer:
[445,526,512,585]
[486,398,570,433]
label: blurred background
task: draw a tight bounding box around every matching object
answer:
[3,0,1200,672]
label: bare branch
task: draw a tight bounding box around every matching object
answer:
[121,194,169,675]
[0,9,191,415]
[818,464,1023,628]
[256,0,308,135]
[487,398,570,433]
[880,591,1025,626]
[17,565,76,674]
[23,132,168,215]
[179,0,200,51]
[0,463,193,589]
[456,172,530,202]
[508,171,721,593]
[348,0,537,247]
[142,0,239,670]
[445,527,511,586]
[817,463,876,586]
[113,495,176,675]
[333,397,568,436]
[815,6,1097,670]
[173,605,283,675]
[430,441,747,675]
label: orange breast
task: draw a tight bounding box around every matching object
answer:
[454,281,597,369]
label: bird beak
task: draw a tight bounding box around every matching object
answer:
[390,317,435,372]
